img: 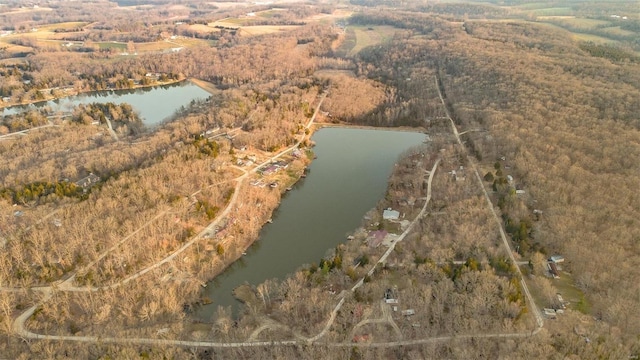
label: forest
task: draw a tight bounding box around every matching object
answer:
[1,0,639,358]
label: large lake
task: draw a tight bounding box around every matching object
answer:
[196,127,426,320]
[1,81,211,126]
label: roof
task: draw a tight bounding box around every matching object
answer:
[383,209,400,220]
[549,255,564,263]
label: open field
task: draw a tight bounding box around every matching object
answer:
[210,17,252,28]
[534,22,621,44]
[187,24,222,35]
[97,41,127,50]
[238,25,302,37]
[554,272,590,313]
[0,43,33,57]
[550,17,611,29]
[571,33,619,44]
[532,7,573,16]
[36,22,89,32]
[344,25,398,57]
[600,26,637,37]
[0,6,53,15]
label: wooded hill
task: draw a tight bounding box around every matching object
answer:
[1,1,639,358]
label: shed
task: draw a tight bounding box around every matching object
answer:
[549,255,564,263]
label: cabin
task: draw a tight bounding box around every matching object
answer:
[383,208,400,221]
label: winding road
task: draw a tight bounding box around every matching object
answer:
[4,81,544,350]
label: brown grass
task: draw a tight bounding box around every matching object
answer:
[238,25,302,37]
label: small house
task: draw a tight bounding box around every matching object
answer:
[383,208,400,221]
[402,309,415,316]
[549,255,564,263]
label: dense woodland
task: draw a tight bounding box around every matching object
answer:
[1,0,639,358]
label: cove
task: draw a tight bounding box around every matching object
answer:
[196,127,426,320]
[1,81,211,126]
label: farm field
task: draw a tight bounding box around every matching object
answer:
[238,25,302,36]
[337,25,399,57]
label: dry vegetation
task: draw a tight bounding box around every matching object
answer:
[1,0,639,358]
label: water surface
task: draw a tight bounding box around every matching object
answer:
[196,127,426,320]
[1,81,210,126]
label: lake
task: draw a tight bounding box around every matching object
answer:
[1,81,211,126]
[196,127,426,320]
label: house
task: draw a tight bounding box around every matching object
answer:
[549,255,564,263]
[402,309,415,316]
[383,208,400,221]
[75,173,100,190]
[260,165,278,175]
[273,161,289,169]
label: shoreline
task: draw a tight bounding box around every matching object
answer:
[0,77,186,112]
[192,124,427,321]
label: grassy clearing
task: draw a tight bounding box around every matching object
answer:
[187,24,221,34]
[554,272,590,314]
[535,22,620,44]
[255,8,287,18]
[532,7,573,16]
[348,25,398,56]
[169,37,211,48]
[554,18,611,29]
[97,42,127,50]
[0,43,33,56]
[238,25,301,37]
[134,41,175,52]
[571,33,619,44]
[211,17,252,27]
[37,22,89,32]
[333,28,356,58]
[514,2,555,10]
[522,267,589,316]
[600,26,637,37]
